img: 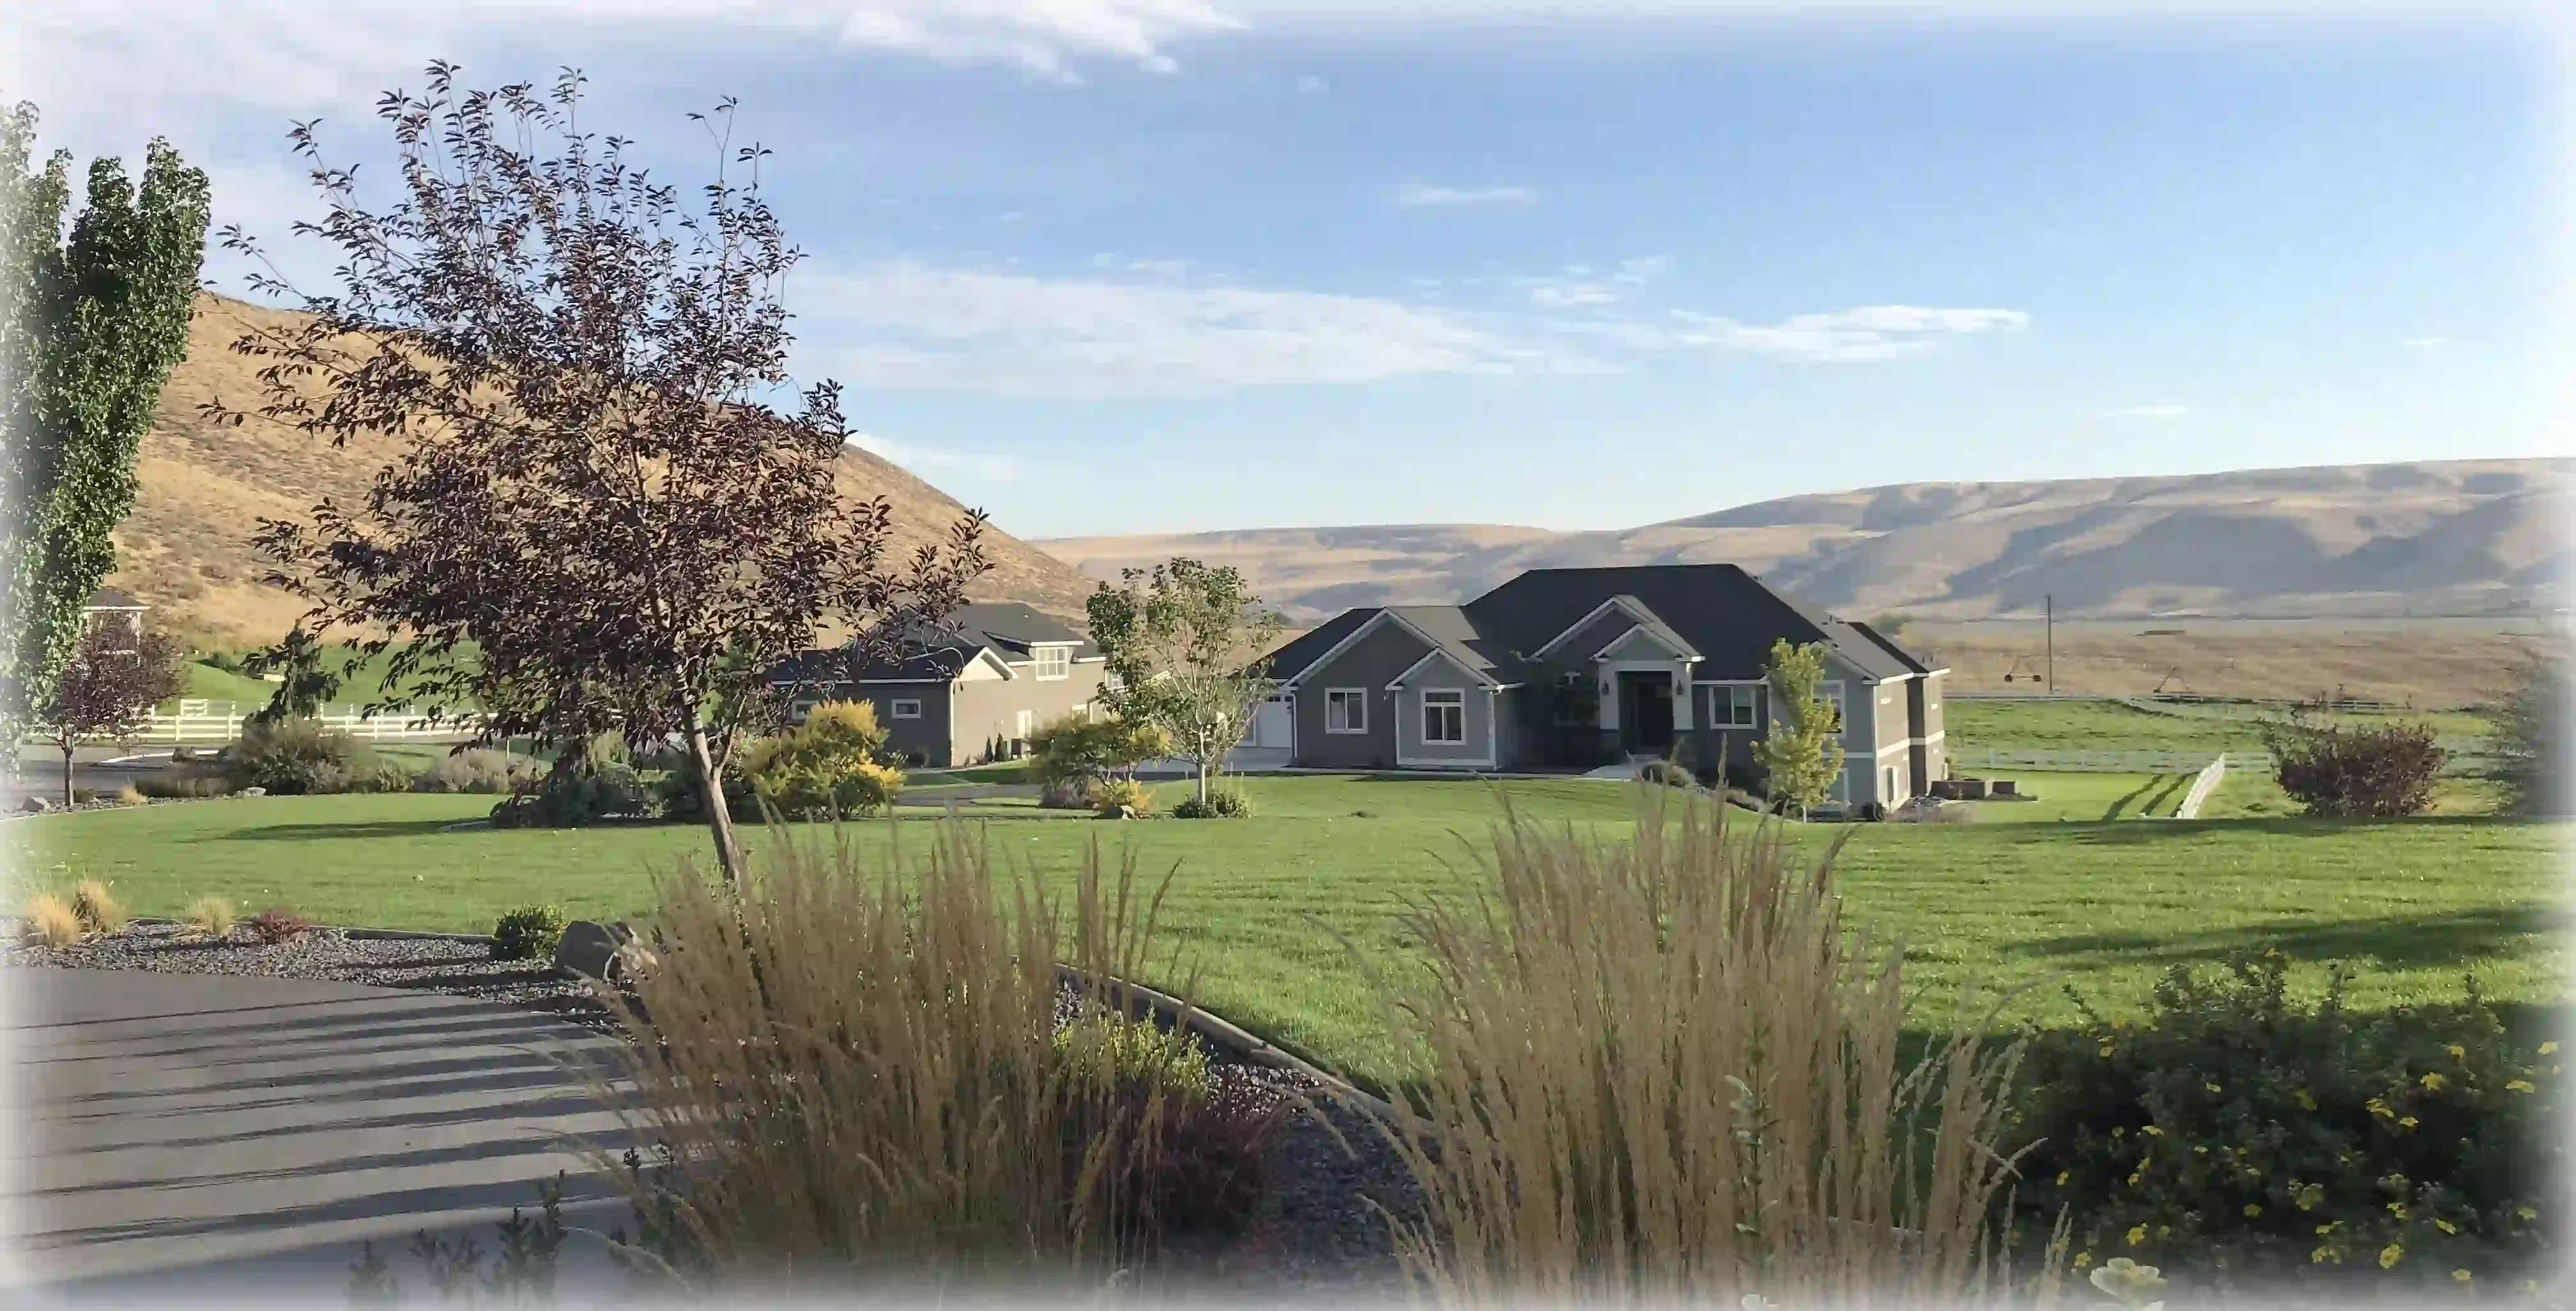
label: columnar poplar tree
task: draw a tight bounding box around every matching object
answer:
[1752,637,1844,818]
[0,102,211,735]
[213,66,986,887]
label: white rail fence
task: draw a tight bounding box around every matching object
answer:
[2174,753,2229,820]
[79,702,486,746]
[1947,746,2266,775]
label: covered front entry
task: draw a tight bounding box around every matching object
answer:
[1617,670,1675,757]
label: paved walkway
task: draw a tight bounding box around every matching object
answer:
[3,970,634,1302]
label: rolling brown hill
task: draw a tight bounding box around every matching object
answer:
[1042,459,2572,626]
[109,293,1096,643]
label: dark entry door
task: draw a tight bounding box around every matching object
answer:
[1621,673,1675,755]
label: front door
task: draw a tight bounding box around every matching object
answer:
[1620,672,1675,756]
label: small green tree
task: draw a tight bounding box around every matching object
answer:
[0,105,210,732]
[2484,652,2566,818]
[1087,558,1284,808]
[1751,638,1844,818]
[244,625,341,725]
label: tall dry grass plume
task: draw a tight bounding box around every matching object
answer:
[1351,785,2037,1307]
[583,820,1212,1293]
[22,893,82,947]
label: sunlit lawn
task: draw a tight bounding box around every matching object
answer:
[13,773,2560,1088]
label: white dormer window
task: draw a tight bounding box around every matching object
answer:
[1034,645,1071,680]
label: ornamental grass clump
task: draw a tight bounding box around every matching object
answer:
[1349,784,2031,1308]
[580,821,1245,1292]
[22,893,82,948]
[70,878,127,934]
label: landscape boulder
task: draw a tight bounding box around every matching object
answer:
[20,796,49,813]
[553,919,635,981]
[240,786,267,797]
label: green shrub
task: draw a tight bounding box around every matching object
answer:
[1171,787,1250,819]
[221,716,358,795]
[492,735,648,828]
[1052,1011,1213,1101]
[1029,714,1170,788]
[2007,950,2562,1296]
[1092,778,1155,816]
[415,747,544,795]
[738,702,903,820]
[2260,719,2448,818]
[652,758,757,824]
[1049,1010,1282,1239]
[491,905,569,962]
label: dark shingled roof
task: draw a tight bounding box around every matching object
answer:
[1266,564,1936,686]
[770,602,1096,687]
[942,602,1094,661]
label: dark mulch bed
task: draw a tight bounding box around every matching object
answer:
[7,922,1416,1290]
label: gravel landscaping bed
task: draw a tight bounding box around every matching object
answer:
[9,924,1415,1289]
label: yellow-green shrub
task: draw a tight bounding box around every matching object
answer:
[740,701,903,820]
[22,893,81,947]
[1092,778,1154,816]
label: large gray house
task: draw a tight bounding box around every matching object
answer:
[772,602,1109,767]
[1255,564,1947,810]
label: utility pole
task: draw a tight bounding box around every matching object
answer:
[2044,594,2055,697]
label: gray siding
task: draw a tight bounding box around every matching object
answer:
[807,682,951,767]
[1554,609,1644,664]
[1290,620,1427,769]
[1392,650,1498,767]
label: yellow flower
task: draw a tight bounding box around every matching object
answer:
[2296,1089,2317,1110]
[2244,1204,2262,1217]
[2421,1071,2447,1091]
[2380,1243,2404,1269]
[2449,1045,2467,1060]
[2389,1202,2409,1220]
[2142,1124,2163,1137]
[2515,1206,2537,1221]
[2311,1248,2329,1264]
[2128,1173,2143,1188]
[2126,1225,2147,1247]
[2194,1146,2209,1155]
[2453,1269,2473,1284]
[2436,1219,2458,1235]
[2204,1082,2223,1094]
[2073,1252,2092,1269]
[2400,1116,2419,1129]
[2367,1097,2394,1118]
[2057,1171,2070,1186]
[2506,1079,2536,1093]
[2540,1041,2559,1055]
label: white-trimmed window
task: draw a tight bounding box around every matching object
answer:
[1809,680,1847,734]
[1422,689,1466,746]
[1015,709,1034,739]
[890,698,923,721]
[1033,645,1071,680]
[1326,688,1368,734]
[1707,684,1760,728]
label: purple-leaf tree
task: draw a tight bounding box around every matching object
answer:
[40,624,185,808]
[206,65,988,886]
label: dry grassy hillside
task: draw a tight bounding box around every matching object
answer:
[111,293,1096,643]
[1044,459,2570,625]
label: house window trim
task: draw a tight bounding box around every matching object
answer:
[1325,687,1369,735]
[1420,689,1468,746]
[1032,644,1072,681]
[1705,682,1761,729]
[889,698,923,721]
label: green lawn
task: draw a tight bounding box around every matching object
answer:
[12,774,2560,1089]
[165,643,470,714]
[1948,698,2494,757]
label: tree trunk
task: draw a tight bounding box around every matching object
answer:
[687,723,747,891]
[61,739,75,809]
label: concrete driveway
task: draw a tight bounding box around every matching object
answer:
[3,970,635,1302]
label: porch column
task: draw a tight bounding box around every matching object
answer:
[1596,665,1618,730]
[1673,660,1694,731]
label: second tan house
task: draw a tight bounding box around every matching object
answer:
[772,602,1108,767]
[1255,564,1947,812]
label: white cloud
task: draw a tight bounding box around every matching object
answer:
[834,1,1247,82]
[847,431,1024,482]
[2101,404,2193,419]
[797,260,1558,395]
[1530,282,1620,308]
[1296,74,1329,93]
[2403,335,2448,348]
[1576,304,2030,362]
[1393,183,1538,209]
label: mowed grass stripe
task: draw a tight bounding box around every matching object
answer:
[12,776,2559,1087]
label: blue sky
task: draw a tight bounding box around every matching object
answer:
[6,3,2568,539]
